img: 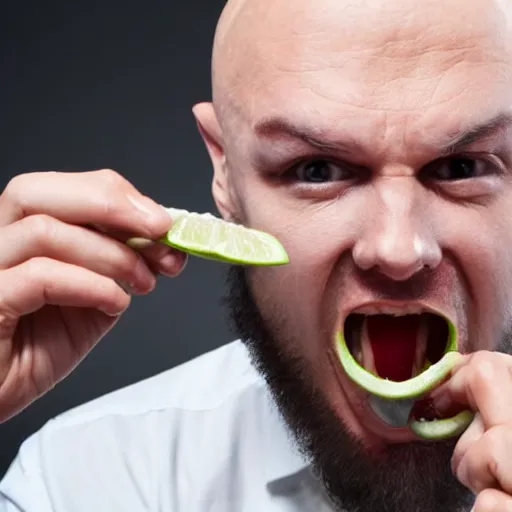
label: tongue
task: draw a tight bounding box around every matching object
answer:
[366,315,421,382]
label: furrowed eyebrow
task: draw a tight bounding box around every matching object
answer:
[253,112,512,156]
[439,112,512,155]
[253,117,358,154]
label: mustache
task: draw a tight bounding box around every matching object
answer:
[355,266,435,302]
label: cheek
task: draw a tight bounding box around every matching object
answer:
[235,175,371,361]
[242,204,350,356]
[437,201,512,349]
[237,179,361,267]
[249,263,342,387]
[242,198,353,316]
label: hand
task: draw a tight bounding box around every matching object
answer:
[431,351,512,511]
[0,169,187,422]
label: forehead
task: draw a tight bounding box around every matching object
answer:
[226,0,512,149]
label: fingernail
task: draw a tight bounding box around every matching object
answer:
[159,250,186,276]
[127,195,166,225]
[126,237,154,250]
[99,307,124,317]
[116,280,136,295]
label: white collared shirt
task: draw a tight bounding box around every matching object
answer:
[0,341,337,512]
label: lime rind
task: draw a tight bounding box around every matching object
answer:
[410,410,474,440]
[335,320,474,439]
[160,208,289,266]
[335,330,460,400]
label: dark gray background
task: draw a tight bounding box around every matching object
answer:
[1,0,230,476]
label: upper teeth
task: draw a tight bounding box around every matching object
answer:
[354,314,429,380]
[352,305,427,316]
[360,319,375,372]
[412,318,428,376]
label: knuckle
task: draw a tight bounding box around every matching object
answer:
[92,171,127,218]
[1,172,58,211]
[469,352,495,385]
[97,168,125,187]
[25,256,51,274]
[23,256,53,283]
[469,351,491,366]
[26,214,58,248]
[3,174,28,204]
[94,189,125,219]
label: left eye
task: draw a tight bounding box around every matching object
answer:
[294,160,349,183]
[427,157,490,181]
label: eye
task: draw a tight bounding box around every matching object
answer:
[425,157,492,181]
[294,159,350,183]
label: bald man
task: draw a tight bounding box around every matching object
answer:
[1,0,512,510]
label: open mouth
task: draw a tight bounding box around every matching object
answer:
[344,312,449,383]
[335,308,473,440]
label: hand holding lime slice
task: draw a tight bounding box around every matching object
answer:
[129,207,289,266]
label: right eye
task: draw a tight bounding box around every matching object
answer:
[294,159,353,183]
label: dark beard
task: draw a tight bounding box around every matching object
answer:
[223,265,481,512]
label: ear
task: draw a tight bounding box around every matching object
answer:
[192,102,235,221]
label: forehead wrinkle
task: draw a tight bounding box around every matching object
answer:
[211,0,512,156]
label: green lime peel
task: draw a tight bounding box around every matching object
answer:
[335,318,474,440]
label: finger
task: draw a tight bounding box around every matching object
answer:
[0,215,156,293]
[126,238,188,276]
[0,170,171,239]
[452,412,485,476]
[455,425,512,495]
[432,351,512,427]
[472,488,512,512]
[0,257,131,320]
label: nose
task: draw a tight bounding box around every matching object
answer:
[352,178,442,281]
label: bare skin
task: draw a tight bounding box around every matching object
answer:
[3,0,512,510]
[0,170,187,421]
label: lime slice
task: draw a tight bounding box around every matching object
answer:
[409,410,473,440]
[335,320,459,400]
[158,207,289,266]
[335,319,474,440]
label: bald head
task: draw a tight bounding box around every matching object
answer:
[211,0,512,130]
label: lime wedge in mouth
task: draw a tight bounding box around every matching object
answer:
[129,207,289,266]
[335,316,474,440]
